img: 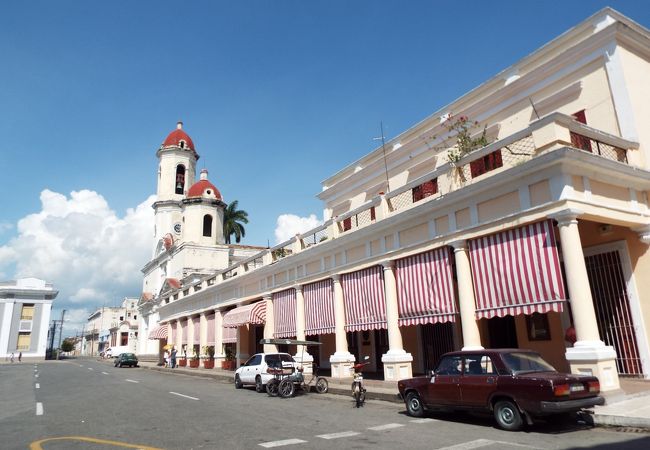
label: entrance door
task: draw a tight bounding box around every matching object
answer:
[585,249,643,375]
[487,316,518,348]
[421,323,455,373]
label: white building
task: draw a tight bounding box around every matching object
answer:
[83,297,139,356]
[0,278,57,360]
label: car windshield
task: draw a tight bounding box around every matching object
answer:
[501,352,557,375]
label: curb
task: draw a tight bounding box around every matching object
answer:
[591,414,650,429]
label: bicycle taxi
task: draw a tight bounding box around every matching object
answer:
[259,338,329,398]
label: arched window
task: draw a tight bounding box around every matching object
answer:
[175,165,186,194]
[203,215,213,237]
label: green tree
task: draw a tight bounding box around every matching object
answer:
[61,338,75,353]
[223,200,249,244]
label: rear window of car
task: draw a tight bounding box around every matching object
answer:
[265,354,295,367]
[501,352,557,375]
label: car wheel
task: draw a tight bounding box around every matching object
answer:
[405,392,425,417]
[255,376,264,393]
[494,400,524,431]
[315,378,328,394]
[234,375,243,389]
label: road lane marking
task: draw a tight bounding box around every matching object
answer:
[259,439,307,448]
[102,371,109,375]
[316,431,360,439]
[35,374,39,378]
[169,391,199,400]
[436,440,539,450]
[367,423,404,431]
[35,383,40,389]
[29,436,163,449]
[88,367,94,371]
[36,402,43,416]
[410,418,440,423]
[125,379,139,383]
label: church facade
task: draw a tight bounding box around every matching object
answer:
[137,8,650,391]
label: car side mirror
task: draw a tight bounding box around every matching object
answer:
[363,355,370,361]
[427,369,436,378]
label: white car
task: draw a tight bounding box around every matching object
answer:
[234,353,296,392]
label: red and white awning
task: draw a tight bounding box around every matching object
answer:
[469,220,566,319]
[148,324,168,340]
[341,266,387,332]
[273,289,296,339]
[395,247,457,326]
[304,279,335,336]
[223,301,267,328]
[223,326,237,344]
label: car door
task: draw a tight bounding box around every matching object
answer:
[459,354,498,408]
[241,354,262,383]
[424,355,462,407]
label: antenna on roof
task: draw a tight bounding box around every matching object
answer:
[373,121,390,193]
[529,98,540,120]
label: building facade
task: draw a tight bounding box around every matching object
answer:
[83,298,139,356]
[138,8,650,391]
[0,278,57,360]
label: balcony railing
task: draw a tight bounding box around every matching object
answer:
[158,113,639,306]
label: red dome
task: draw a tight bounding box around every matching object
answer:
[162,121,195,151]
[187,179,222,200]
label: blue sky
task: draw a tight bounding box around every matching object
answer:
[1,0,649,334]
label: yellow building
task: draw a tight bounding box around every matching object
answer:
[138,8,650,391]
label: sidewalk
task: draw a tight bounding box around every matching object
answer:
[134,360,650,429]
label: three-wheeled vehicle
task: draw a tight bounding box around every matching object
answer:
[259,338,329,398]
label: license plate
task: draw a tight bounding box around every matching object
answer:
[570,384,585,392]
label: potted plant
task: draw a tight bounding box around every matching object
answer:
[178,345,188,367]
[189,349,200,368]
[222,346,236,370]
[202,345,215,369]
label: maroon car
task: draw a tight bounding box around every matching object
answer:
[397,349,605,431]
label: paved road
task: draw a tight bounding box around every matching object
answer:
[2,359,650,449]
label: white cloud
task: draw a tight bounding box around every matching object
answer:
[274,213,323,244]
[0,189,155,331]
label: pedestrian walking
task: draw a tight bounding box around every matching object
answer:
[18,352,22,362]
[10,352,14,363]
[163,350,169,368]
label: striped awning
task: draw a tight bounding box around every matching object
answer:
[273,289,296,339]
[223,301,267,328]
[304,279,335,336]
[469,220,566,319]
[148,324,168,340]
[395,247,457,326]
[341,266,387,332]
[223,326,237,344]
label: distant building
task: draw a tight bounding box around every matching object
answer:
[0,278,57,360]
[83,297,139,356]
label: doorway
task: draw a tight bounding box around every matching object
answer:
[487,316,518,348]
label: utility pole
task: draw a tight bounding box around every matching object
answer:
[57,309,66,360]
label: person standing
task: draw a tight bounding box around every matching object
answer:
[163,350,169,368]
[170,346,177,368]
[10,352,14,363]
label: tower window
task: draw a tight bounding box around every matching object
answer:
[175,165,186,194]
[203,215,213,237]
[179,140,185,149]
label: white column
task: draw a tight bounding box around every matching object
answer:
[263,295,277,353]
[176,319,184,357]
[214,310,224,363]
[450,240,483,350]
[329,274,355,378]
[293,285,313,369]
[187,316,195,356]
[380,260,413,380]
[553,209,619,390]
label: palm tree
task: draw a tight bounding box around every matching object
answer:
[223,200,249,244]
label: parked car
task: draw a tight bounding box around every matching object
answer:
[397,349,605,431]
[114,353,139,368]
[234,353,296,392]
